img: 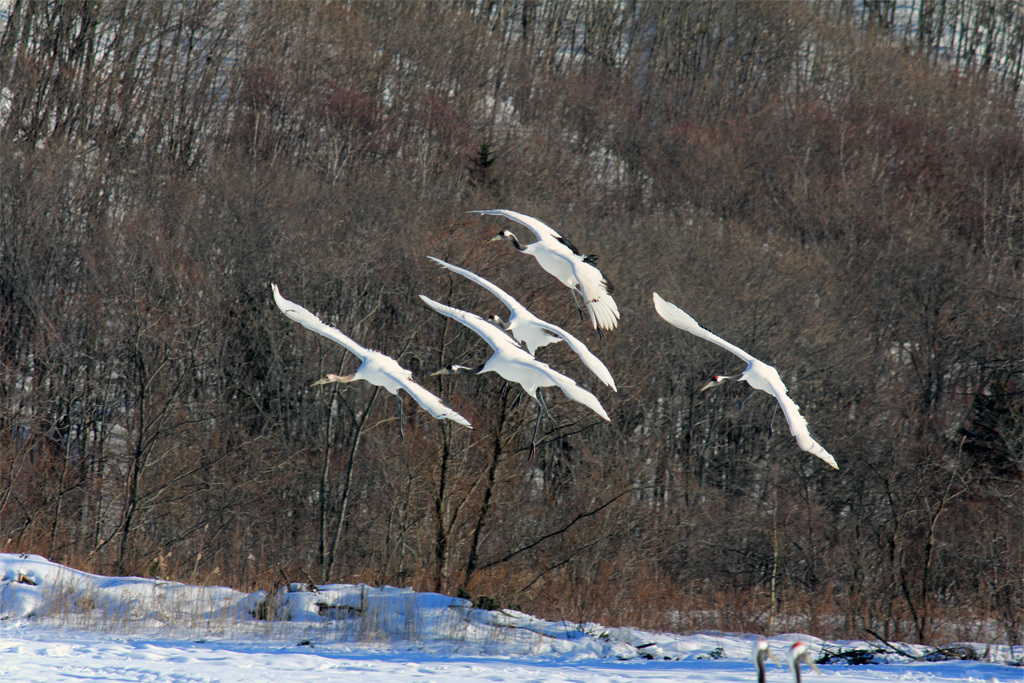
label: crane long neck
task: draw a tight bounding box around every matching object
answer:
[791,662,802,683]
[507,231,526,252]
[453,363,486,375]
[756,656,766,683]
[313,373,357,386]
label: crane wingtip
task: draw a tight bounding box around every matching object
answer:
[815,450,839,469]
[271,283,289,310]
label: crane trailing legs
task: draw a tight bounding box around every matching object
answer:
[736,391,779,438]
[526,382,557,452]
[496,376,556,450]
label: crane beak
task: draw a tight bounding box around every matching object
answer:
[700,380,718,392]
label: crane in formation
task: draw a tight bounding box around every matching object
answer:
[273,210,838,467]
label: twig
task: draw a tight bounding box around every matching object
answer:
[300,567,321,593]
[864,628,918,659]
[864,629,981,663]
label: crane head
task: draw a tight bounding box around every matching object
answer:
[788,642,822,676]
[487,313,510,329]
[752,637,781,666]
[701,375,731,391]
[488,230,527,252]
[430,363,475,376]
[752,637,768,661]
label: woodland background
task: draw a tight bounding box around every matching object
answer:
[1,0,1021,646]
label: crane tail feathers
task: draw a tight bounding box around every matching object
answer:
[588,293,620,331]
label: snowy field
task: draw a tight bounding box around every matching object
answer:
[0,554,1018,682]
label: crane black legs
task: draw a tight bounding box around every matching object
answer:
[570,288,604,339]
[570,288,587,324]
[737,391,779,439]
[395,394,405,441]
[738,390,757,410]
[529,391,557,457]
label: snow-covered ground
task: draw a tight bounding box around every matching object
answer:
[0,554,1018,682]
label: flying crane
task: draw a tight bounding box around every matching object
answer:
[652,292,838,469]
[477,209,620,331]
[419,294,610,427]
[273,284,471,437]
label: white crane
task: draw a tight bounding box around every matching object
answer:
[652,292,838,469]
[427,256,617,391]
[788,642,822,683]
[476,209,620,332]
[752,637,782,683]
[418,295,610,428]
[272,284,472,436]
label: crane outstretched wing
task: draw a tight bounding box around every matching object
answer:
[395,374,473,428]
[531,318,616,391]
[428,256,524,318]
[766,378,838,469]
[652,292,754,364]
[418,294,524,356]
[471,209,561,244]
[574,261,619,331]
[273,284,369,360]
[540,365,610,421]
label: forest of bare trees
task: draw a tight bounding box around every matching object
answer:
[1,0,1020,646]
